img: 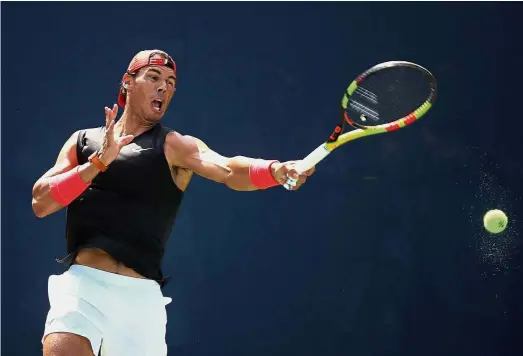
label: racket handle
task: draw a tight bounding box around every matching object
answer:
[283,144,331,190]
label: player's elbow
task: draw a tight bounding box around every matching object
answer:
[32,199,48,218]
[31,183,54,218]
[31,184,46,217]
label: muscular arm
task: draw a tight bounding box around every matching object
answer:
[165,132,278,191]
[31,131,104,218]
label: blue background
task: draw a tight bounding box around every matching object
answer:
[2,2,522,355]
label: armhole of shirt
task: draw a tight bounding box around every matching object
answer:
[156,125,184,192]
[76,129,87,165]
[156,125,174,153]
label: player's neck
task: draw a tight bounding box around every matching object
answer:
[117,109,156,136]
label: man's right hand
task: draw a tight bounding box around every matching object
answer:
[32,104,134,218]
[99,104,134,166]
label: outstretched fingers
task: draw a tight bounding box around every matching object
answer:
[104,105,117,145]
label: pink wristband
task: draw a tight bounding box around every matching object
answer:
[49,167,90,206]
[249,159,280,189]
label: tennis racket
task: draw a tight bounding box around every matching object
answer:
[284,60,437,190]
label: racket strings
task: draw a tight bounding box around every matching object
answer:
[347,67,431,126]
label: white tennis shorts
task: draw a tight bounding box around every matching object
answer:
[42,265,172,355]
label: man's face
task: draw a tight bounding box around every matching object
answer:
[127,64,176,120]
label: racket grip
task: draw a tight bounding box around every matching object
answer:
[283,144,331,190]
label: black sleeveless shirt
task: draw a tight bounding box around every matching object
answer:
[59,123,184,286]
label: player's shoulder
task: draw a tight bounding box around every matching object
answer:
[85,126,105,132]
[164,127,192,145]
[164,128,204,158]
[63,126,102,142]
[77,126,105,136]
[72,126,105,142]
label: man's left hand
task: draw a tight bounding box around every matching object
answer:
[270,161,315,191]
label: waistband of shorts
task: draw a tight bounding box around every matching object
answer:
[68,264,161,290]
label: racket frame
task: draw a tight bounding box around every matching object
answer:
[283,61,437,190]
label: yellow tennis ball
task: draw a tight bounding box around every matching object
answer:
[483,209,508,234]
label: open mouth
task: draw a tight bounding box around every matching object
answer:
[152,99,163,112]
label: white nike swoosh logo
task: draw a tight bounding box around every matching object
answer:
[131,147,154,153]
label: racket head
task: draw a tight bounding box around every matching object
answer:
[285,62,437,189]
[340,61,437,132]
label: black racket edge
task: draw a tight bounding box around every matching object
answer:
[340,61,438,132]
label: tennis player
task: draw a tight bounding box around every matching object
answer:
[32,50,315,356]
